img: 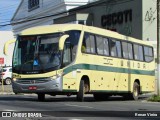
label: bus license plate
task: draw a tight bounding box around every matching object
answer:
[28,86,37,90]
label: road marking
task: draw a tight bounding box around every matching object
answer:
[3,109,16,111]
[70,118,84,120]
[65,104,93,109]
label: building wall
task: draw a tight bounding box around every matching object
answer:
[11,0,96,35]
[0,31,15,66]
[142,0,157,41]
[64,0,143,39]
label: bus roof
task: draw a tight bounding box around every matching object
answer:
[20,24,83,36]
[20,24,152,46]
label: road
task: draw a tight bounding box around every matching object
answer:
[0,94,160,120]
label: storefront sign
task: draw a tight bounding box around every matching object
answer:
[101,9,132,27]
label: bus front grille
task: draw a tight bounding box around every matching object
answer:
[16,78,51,84]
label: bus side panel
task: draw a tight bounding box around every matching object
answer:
[130,61,155,93]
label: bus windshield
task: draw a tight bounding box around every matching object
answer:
[13,33,62,74]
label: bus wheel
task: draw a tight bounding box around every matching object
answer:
[132,82,140,100]
[38,93,45,101]
[77,80,85,102]
[123,82,140,100]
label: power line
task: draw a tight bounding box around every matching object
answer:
[0,10,69,27]
[0,0,134,28]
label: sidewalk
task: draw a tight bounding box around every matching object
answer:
[0,83,14,94]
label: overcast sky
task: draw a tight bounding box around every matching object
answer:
[0,0,21,31]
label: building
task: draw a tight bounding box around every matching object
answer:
[0,31,15,66]
[54,0,157,58]
[11,0,98,35]
[55,0,157,42]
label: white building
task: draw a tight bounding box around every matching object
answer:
[11,0,97,35]
[0,31,15,66]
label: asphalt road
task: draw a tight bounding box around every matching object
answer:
[0,94,159,120]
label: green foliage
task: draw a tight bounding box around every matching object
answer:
[148,95,160,102]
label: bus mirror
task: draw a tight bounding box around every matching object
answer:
[59,35,69,50]
[4,39,16,55]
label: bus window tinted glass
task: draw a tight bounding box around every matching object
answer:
[139,45,144,61]
[122,42,133,59]
[82,33,96,54]
[90,35,96,53]
[110,39,117,57]
[122,42,128,59]
[133,44,139,60]
[116,41,122,58]
[144,46,153,62]
[110,39,121,57]
[96,36,109,56]
[134,44,144,61]
[96,36,103,55]
[104,38,109,56]
[128,43,133,59]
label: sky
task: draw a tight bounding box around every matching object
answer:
[0,0,21,31]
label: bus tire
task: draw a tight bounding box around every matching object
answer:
[38,93,45,101]
[77,80,85,102]
[123,82,140,100]
[132,82,140,100]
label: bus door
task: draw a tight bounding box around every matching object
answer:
[81,32,97,90]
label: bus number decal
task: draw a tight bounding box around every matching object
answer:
[104,58,113,65]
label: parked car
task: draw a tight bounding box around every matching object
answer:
[0,67,12,85]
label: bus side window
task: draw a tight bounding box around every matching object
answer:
[65,30,80,61]
[133,44,144,61]
[96,36,104,55]
[103,37,109,56]
[144,46,153,62]
[63,43,72,66]
[110,39,121,57]
[138,45,144,61]
[115,40,122,58]
[82,33,96,54]
[133,44,139,60]
[110,39,117,57]
[128,43,133,59]
[122,42,133,59]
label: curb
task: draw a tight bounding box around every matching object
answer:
[0,92,14,95]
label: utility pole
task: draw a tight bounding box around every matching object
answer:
[157,0,160,96]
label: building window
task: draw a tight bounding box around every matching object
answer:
[28,0,39,11]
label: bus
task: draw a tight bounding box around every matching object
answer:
[6,24,155,101]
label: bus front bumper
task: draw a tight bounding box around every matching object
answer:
[12,77,63,93]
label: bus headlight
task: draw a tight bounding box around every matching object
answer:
[52,75,59,80]
[12,78,17,81]
[51,73,63,80]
